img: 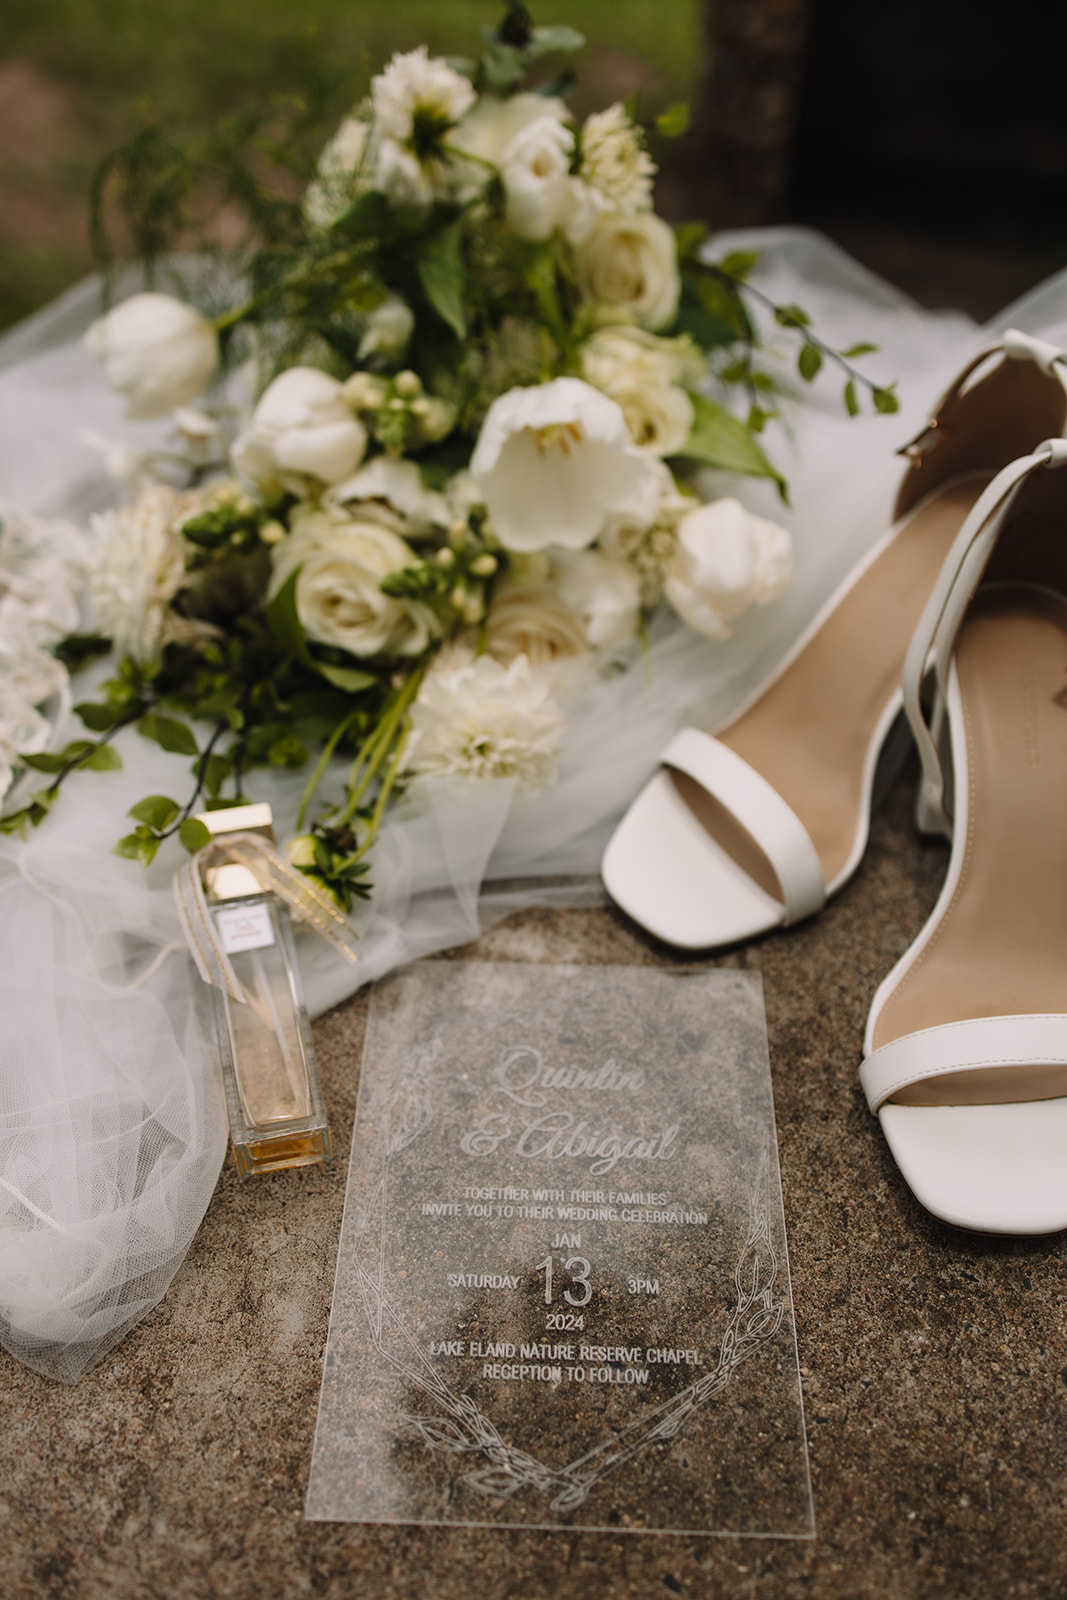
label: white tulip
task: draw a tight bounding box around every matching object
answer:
[664,497,792,640]
[83,293,219,420]
[269,504,439,660]
[573,211,681,331]
[469,377,662,554]
[233,367,367,490]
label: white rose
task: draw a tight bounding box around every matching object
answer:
[452,91,569,169]
[550,548,641,649]
[325,456,451,535]
[500,115,575,240]
[664,497,792,641]
[573,212,681,331]
[233,368,367,490]
[269,505,439,659]
[83,293,219,420]
[482,582,589,667]
[470,377,663,554]
[358,295,415,363]
[582,330,697,456]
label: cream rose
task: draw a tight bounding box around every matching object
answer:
[664,497,791,640]
[269,505,439,659]
[573,212,681,331]
[482,581,589,667]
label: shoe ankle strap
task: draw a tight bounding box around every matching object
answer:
[898,328,1067,467]
[902,435,1067,835]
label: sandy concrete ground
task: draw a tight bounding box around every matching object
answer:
[3,761,1065,1600]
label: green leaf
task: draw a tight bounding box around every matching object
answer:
[75,701,125,732]
[85,744,123,772]
[717,249,760,281]
[797,342,823,382]
[138,713,199,757]
[482,42,525,92]
[655,101,691,139]
[201,752,232,798]
[844,378,860,417]
[113,826,160,867]
[872,384,901,415]
[332,189,395,242]
[842,341,878,359]
[672,393,787,497]
[774,303,812,330]
[20,752,66,773]
[127,794,181,831]
[317,663,378,694]
[526,24,585,58]
[674,222,709,261]
[266,568,317,671]
[417,219,466,340]
[179,817,212,854]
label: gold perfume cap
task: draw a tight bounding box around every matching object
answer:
[194,802,275,900]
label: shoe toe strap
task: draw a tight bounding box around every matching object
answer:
[861,1014,1067,1112]
[661,729,826,925]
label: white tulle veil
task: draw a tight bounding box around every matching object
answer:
[4,228,1067,1380]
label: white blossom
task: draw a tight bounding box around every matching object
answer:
[482,579,589,667]
[664,497,791,640]
[550,547,642,649]
[304,114,372,229]
[269,504,439,660]
[470,377,662,553]
[573,212,681,331]
[325,456,451,536]
[233,367,367,491]
[88,485,200,664]
[358,295,415,363]
[83,293,219,420]
[578,104,656,214]
[370,48,476,207]
[404,649,566,787]
[499,115,575,240]
[451,91,569,171]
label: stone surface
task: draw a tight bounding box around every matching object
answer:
[3,762,1066,1600]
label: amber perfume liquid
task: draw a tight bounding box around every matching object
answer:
[210,891,331,1177]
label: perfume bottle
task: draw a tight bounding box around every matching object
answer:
[197,803,331,1177]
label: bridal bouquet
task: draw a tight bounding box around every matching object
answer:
[0,1,893,904]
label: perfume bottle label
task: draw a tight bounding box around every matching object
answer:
[215,901,276,954]
[306,962,812,1538]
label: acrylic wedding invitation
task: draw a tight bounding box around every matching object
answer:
[306,962,813,1537]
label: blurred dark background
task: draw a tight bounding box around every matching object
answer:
[2,0,1066,333]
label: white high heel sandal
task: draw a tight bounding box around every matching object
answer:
[602,332,1067,950]
[861,429,1067,1234]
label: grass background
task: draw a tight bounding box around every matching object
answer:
[0,0,702,334]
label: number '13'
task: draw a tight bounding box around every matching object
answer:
[535,1255,592,1306]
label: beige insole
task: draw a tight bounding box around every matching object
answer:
[872,585,1067,1104]
[671,476,991,898]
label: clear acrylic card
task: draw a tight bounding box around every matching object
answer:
[306,962,813,1537]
